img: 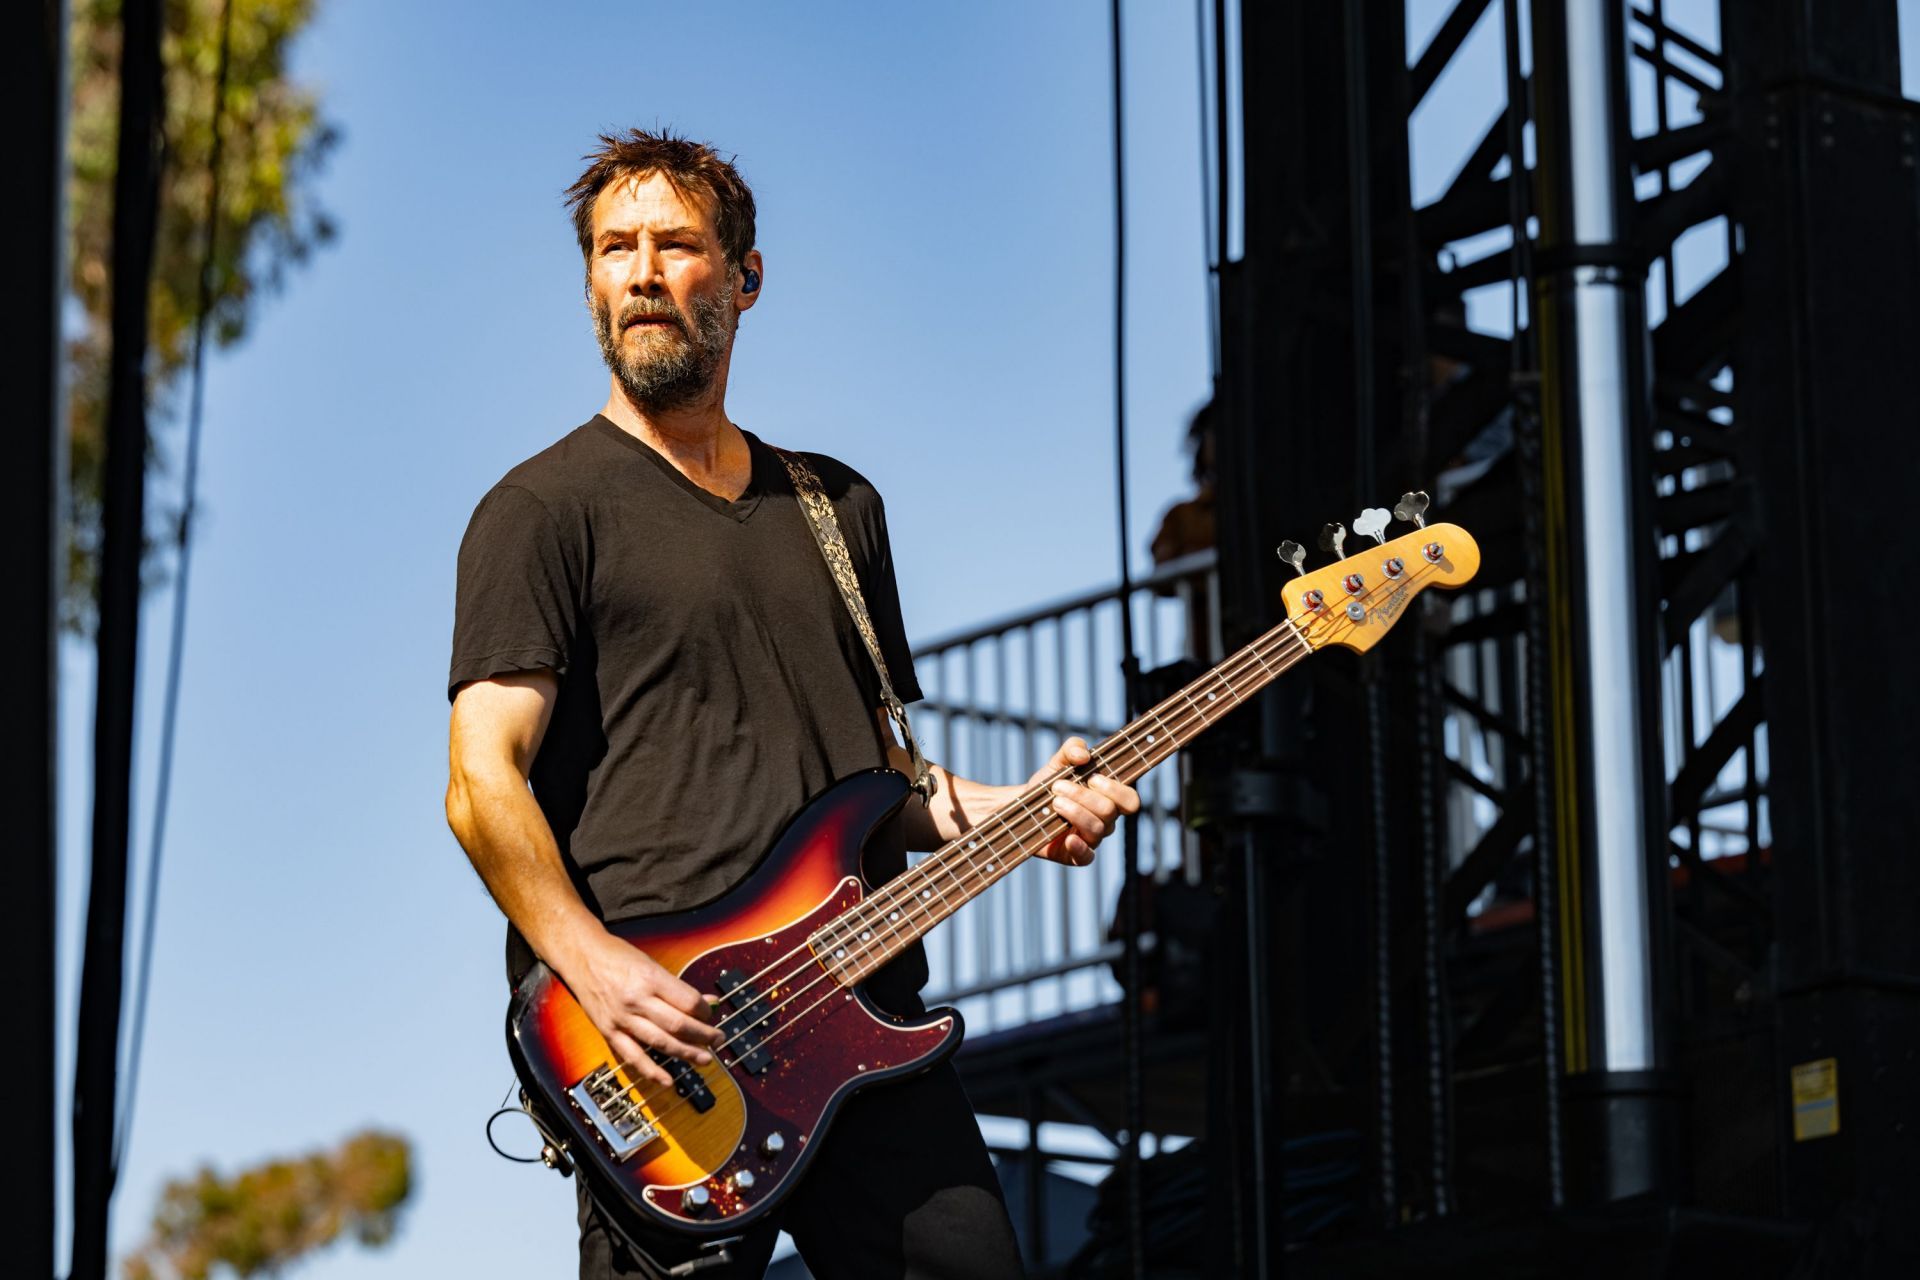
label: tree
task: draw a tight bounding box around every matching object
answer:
[121,1129,412,1280]
[67,0,337,631]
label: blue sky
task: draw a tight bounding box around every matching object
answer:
[56,1,1920,1276]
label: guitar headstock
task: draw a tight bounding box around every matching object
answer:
[1277,496,1479,654]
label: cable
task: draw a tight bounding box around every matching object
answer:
[1107,3,1147,1277]
[487,1109,547,1165]
[115,0,236,1173]
[1193,0,1220,377]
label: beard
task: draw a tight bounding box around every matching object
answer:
[592,280,735,412]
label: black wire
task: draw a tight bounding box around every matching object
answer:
[115,0,236,1173]
[487,1109,546,1165]
[1108,3,1146,1277]
[1193,0,1220,377]
[1213,0,1229,273]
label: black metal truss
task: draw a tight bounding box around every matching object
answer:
[1210,0,1917,1251]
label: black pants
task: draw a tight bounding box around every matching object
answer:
[578,1060,1024,1280]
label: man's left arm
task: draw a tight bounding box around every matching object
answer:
[876,711,1140,866]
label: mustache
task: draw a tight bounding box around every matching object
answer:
[615,297,688,334]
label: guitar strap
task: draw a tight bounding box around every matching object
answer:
[775,447,935,802]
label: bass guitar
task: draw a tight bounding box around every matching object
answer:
[507,504,1479,1242]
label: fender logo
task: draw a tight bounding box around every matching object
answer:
[1368,583,1411,626]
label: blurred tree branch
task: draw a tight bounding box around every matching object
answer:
[121,1129,411,1280]
[68,0,337,632]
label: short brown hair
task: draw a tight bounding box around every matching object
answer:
[564,128,757,271]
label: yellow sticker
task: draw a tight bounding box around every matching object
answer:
[1791,1057,1840,1142]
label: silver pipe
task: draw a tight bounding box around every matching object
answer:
[1544,0,1660,1073]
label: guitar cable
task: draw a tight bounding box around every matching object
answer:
[485,1077,743,1277]
[485,1078,552,1167]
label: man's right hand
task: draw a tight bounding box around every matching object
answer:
[560,927,724,1089]
[447,674,721,1090]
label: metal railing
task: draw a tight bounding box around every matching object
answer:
[905,549,1221,1037]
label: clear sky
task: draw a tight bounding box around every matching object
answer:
[55,1,1920,1276]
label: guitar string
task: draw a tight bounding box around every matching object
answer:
[603,599,1315,1082]
[813,611,1307,960]
[610,600,1308,1078]
[796,557,1436,997]
[587,619,1315,1137]
[591,559,1447,1133]
[716,549,1437,1011]
[594,563,1441,1145]
[595,559,1437,1131]
[586,609,1323,1127]
[713,593,1310,997]
[595,564,1439,1143]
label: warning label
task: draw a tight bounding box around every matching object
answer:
[1791,1057,1840,1142]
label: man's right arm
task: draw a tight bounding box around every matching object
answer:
[445,671,720,1088]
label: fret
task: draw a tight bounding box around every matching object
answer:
[1167,687,1198,736]
[1115,732,1154,779]
[1004,801,1051,861]
[865,891,916,947]
[1140,707,1172,754]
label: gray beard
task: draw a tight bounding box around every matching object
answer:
[593,282,734,412]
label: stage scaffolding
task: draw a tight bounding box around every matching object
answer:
[918,2,1920,1275]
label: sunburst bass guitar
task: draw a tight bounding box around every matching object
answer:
[507,506,1479,1243]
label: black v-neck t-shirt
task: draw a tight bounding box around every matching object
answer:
[449,417,924,992]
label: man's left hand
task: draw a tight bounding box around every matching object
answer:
[1029,737,1141,867]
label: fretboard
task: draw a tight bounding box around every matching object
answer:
[811,613,1312,985]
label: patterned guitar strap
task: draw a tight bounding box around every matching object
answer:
[775,447,935,802]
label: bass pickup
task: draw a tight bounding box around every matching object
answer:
[715,969,774,1075]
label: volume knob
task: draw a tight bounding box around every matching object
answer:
[684,1185,711,1213]
[731,1170,757,1192]
[760,1132,787,1158]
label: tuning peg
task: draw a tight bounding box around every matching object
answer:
[1318,522,1347,559]
[1352,507,1392,545]
[1393,490,1431,529]
[1276,540,1308,577]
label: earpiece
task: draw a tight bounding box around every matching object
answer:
[741,267,761,294]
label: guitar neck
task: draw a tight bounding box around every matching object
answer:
[815,614,1313,983]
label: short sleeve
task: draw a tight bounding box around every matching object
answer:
[448,484,581,701]
[854,492,923,706]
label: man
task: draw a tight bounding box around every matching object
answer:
[445,128,1140,1279]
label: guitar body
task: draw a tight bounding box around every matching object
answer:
[507,768,962,1240]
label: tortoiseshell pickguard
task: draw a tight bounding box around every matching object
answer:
[507,770,964,1238]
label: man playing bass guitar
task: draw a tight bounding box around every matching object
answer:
[445,128,1140,1280]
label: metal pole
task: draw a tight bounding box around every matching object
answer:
[0,2,66,1275]
[1530,0,1674,1202]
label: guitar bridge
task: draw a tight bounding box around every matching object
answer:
[569,1066,664,1163]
